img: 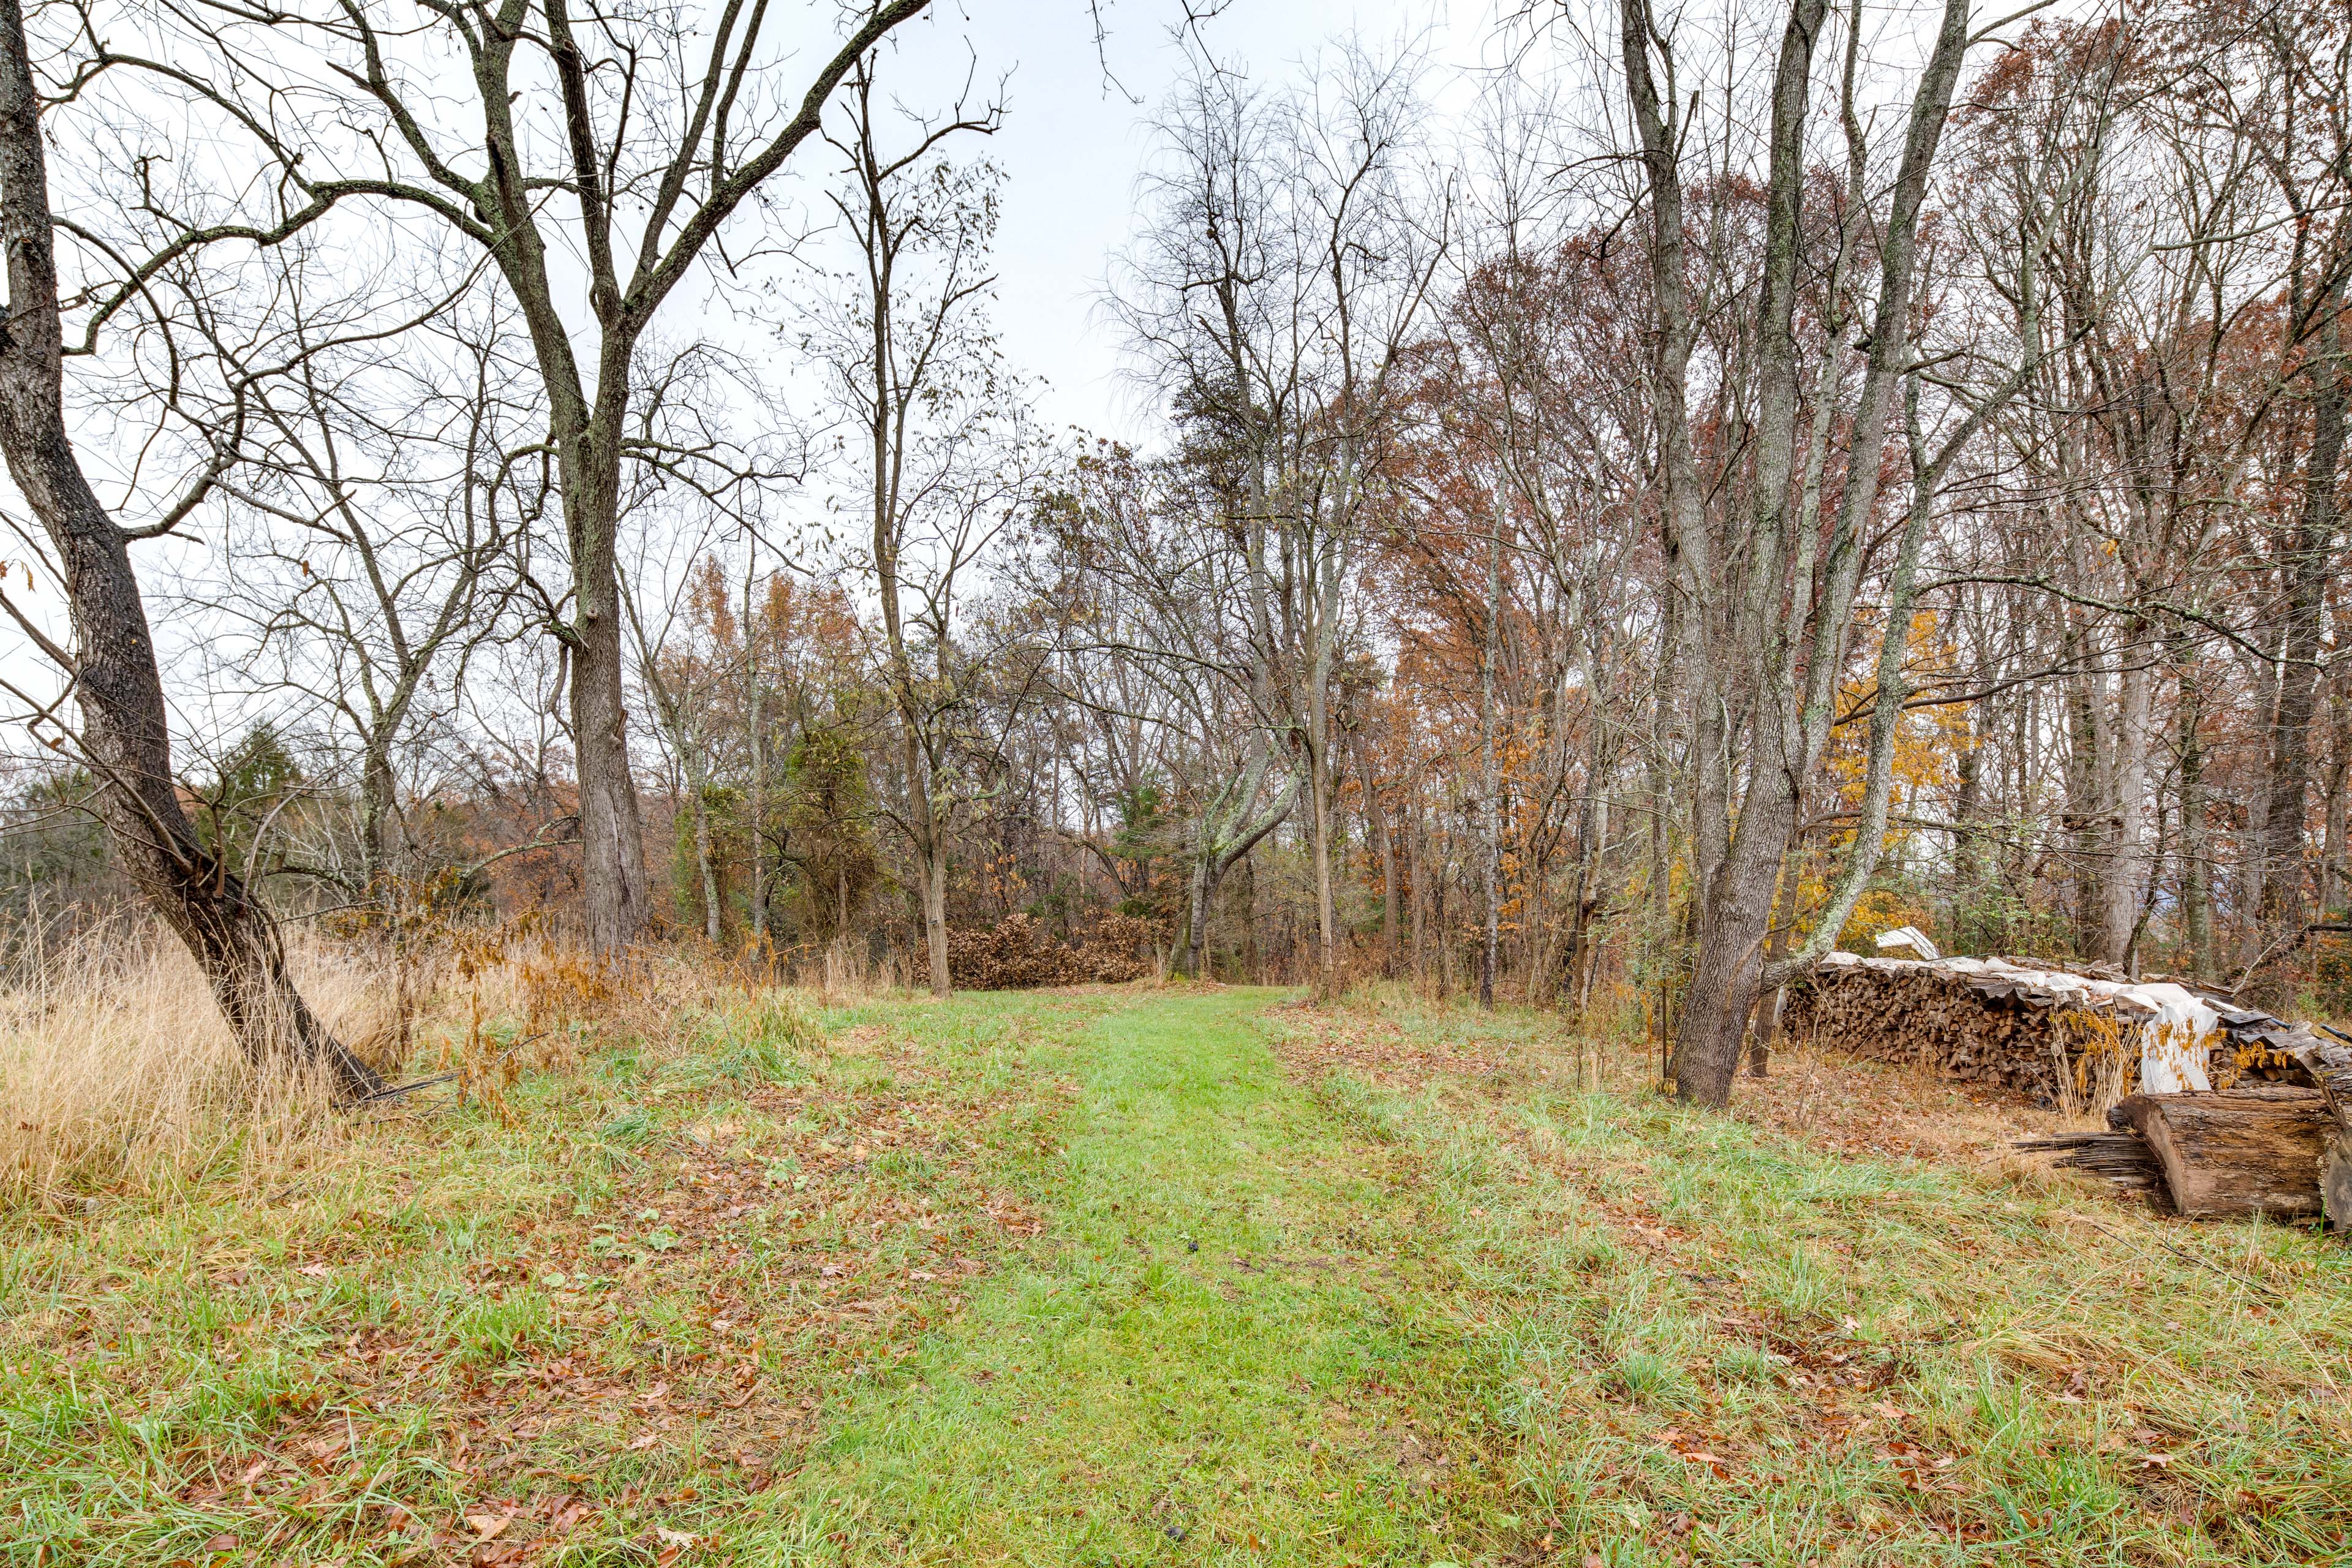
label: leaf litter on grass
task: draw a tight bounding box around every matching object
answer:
[1262,990,2352,1566]
[16,984,2352,1566]
[0,989,1107,1567]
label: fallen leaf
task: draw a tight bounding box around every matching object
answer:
[467,1514,511,1542]
[655,1525,698,1547]
[298,1264,334,1280]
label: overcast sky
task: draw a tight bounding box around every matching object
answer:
[914,0,1499,440]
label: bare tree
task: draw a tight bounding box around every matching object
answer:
[179,253,537,902]
[61,0,938,951]
[1115,42,1447,1000]
[0,0,378,1093]
[804,61,1033,995]
[1025,443,1303,979]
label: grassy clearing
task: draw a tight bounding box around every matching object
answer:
[1264,990,2352,1567]
[4,979,2350,1565]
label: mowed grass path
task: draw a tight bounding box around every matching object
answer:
[7,982,2351,1566]
[764,987,2352,1568]
[772,987,1483,1564]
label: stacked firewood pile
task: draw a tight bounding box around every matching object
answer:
[1781,952,2319,1107]
[945,913,1163,990]
[1782,947,2352,1226]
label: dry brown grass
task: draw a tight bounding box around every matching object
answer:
[0,918,394,1209]
[0,908,910,1212]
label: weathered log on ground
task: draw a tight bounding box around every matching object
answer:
[2107,1085,2331,1221]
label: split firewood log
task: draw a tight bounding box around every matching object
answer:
[2014,1129,2174,1212]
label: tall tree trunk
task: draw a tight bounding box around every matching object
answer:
[1307,725,1341,1001]
[2321,669,2348,919]
[1187,856,1213,980]
[901,728,951,997]
[1479,505,1504,1011]
[1748,863,1794,1079]
[2102,638,2155,970]
[1408,800,1427,988]
[1648,0,1834,1104]
[1432,827,1451,997]
[1239,851,1260,983]
[562,432,652,955]
[2062,617,2110,957]
[1951,714,1985,944]
[0,0,379,1096]
[746,571,769,944]
[1374,775,1400,978]
[361,737,404,897]
[1561,761,1600,1012]
[2178,661,2217,981]
[920,840,950,996]
[1619,0,1714,921]
[692,786,722,944]
[2247,317,2345,1008]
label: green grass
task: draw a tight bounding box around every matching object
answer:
[5,982,2350,1565]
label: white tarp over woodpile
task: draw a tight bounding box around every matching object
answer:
[1817,952,2222,1094]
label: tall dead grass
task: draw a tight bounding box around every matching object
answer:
[0,917,393,1209]
[0,908,929,1210]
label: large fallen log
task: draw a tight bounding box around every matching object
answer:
[2107,1086,2332,1221]
[2276,1025,2352,1229]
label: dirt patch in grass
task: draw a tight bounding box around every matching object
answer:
[1261,1003,1534,1091]
[1731,1038,2097,1171]
[1272,992,2123,1203]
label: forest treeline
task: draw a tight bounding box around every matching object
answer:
[0,0,2346,1106]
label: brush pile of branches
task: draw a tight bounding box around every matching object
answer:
[946,913,1163,990]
